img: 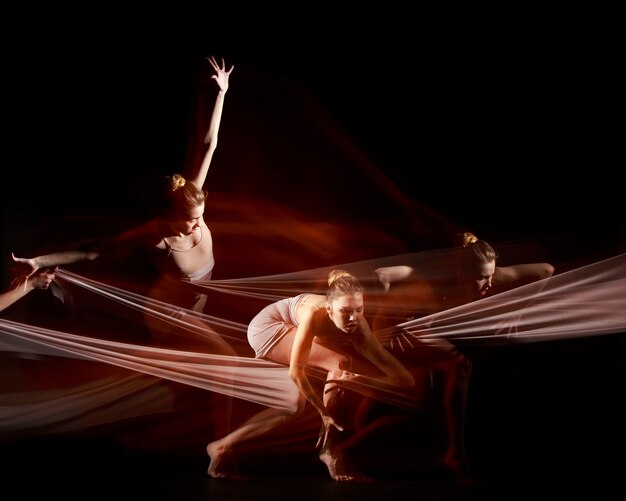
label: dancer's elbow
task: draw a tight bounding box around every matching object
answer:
[288,366,305,384]
[541,263,555,279]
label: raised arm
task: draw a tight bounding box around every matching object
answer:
[186,55,233,189]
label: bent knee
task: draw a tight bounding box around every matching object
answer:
[336,354,352,372]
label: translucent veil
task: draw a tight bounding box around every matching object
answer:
[1,59,624,454]
[2,251,625,440]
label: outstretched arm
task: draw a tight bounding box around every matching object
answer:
[186,55,233,189]
[11,219,158,278]
[12,251,98,278]
[493,262,555,287]
[491,262,555,337]
[0,269,56,312]
[350,321,415,390]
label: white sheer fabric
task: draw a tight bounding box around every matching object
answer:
[2,252,624,436]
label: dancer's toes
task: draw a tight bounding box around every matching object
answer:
[335,474,354,482]
[347,472,374,483]
[206,442,247,481]
[332,471,373,483]
[209,469,249,481]
[319,449,372,483]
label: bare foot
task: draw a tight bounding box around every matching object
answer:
[319,448,373,483]
[206,441,248,481]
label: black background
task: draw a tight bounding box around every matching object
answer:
[1,12,625,499]
[3,16,624,268]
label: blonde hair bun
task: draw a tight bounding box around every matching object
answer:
[462,232,478,247]
[327,269,352,286]
[169,174,187,192]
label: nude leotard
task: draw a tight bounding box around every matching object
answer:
[149,225,215,314]
[247,294,310,359]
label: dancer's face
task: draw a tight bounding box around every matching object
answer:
[326,293,364,334]
[469,259,496,298]
[172,203,204,235]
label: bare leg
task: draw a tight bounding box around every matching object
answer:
[360,335,476,483]
[440,353,476,484]
[139,311,240,454]
[206,406,302,480]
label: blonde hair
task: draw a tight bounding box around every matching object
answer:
[165,174,207,215]
[461,232,478,247]
[326,270,363,301]
[170,174,187,191]
[459,232,498,265]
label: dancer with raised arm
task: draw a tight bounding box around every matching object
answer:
[11,56,242,477]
